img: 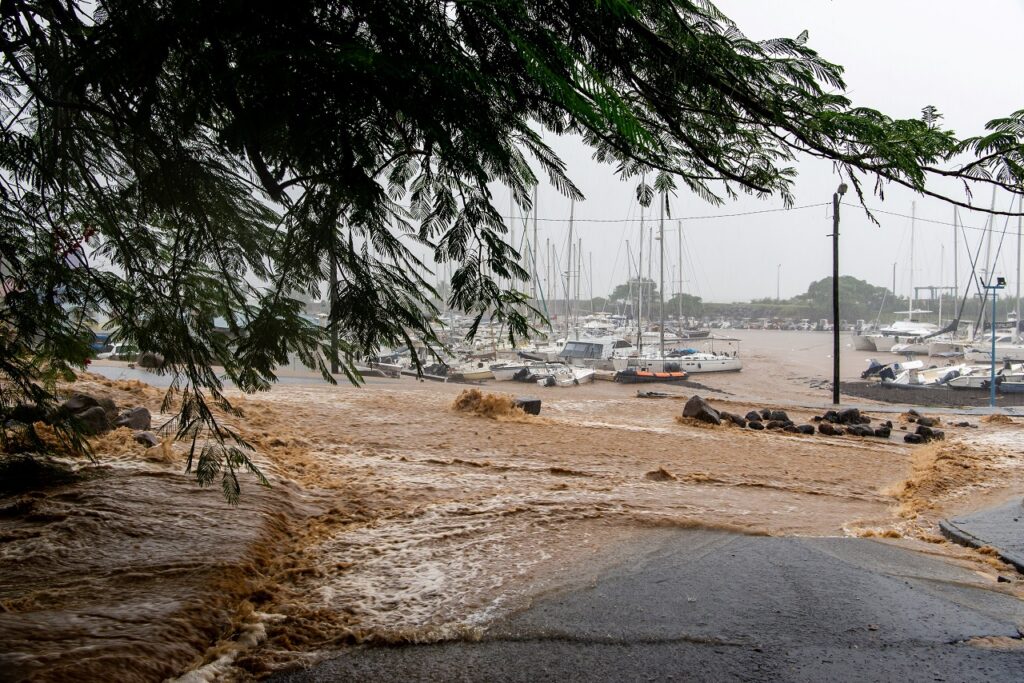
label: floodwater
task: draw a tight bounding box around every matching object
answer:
[1,332,1022,681]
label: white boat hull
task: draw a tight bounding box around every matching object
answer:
[852,334,877,351]
[612,355,742,374]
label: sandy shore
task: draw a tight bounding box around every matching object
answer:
[1,332,1022,680]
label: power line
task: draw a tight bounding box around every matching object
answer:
[496,202,827,224]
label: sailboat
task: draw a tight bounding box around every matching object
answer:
[612,193,741,380]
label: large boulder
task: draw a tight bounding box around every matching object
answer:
[904,433,924,444]
[846,424,874,437]
[61,393,99,414]
[768,410,790,423]
[98,397,118,420]
[683,395,721,425]
[115,407,152,430]
[873,426,892,439]
[745,411,762,423]
[797,424,815,435]
[74,406,110,435]
[916,416,939,428]
[837,408,861,425]
[747,420,765,431]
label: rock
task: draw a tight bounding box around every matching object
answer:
[62,393,99,414]
[766,420,786,430]
[797,425,815,435]
[769,410,789,423]
[137,351,164,368]
[760,408,772,420]
[811,415,823,423]
[783,424,800,433]
[915,426,945,442]
[907,409,920,417]
[821,410,839,423]
[846,424,874,437]
[858,415,872,424]
[721,412,747,428]
[818,422,843,436]
[74,406,110,435]
[133,430,161,448]
[8,404,48,424]
[747,420,765,431]
[837,408,861,424]
[98,397,118,420]
[683,395,721,425]
[916,416,939,427]
[997,575,1011,583]
[745,411,762,423]
[884,420,893,428]
[114,406,152,430]
[873,427,891,438]
[904,433,924,444]
[513,397,542,415]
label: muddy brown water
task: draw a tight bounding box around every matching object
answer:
[1,332,1023,681]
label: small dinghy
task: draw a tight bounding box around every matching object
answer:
[613,368,689,384]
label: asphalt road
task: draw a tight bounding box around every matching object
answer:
[274,530,1024,682]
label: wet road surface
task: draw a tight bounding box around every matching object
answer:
[274,530,1024,682]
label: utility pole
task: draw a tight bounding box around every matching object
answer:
[831,183,848,405]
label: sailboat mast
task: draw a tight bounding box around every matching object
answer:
[1017,196,1022,341]
[576,236,581,339]
[678,219,683,323]
[659,194,665,357]
[939,245,944,325]
[909,201,915,321]
[953,208,959,321]
[530,186,538,303]
[638,196,645,353]
[567,200,574,340]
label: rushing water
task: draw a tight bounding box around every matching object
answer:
[3,335,1023,680]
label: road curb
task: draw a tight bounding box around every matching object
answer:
[939,508,1024,575]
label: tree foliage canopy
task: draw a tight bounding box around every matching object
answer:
[3,0,1023,498]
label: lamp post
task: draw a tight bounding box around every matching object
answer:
[983,277,1006,408]
[831,182,848,405]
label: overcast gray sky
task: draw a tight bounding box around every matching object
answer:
[496,0,1024,305]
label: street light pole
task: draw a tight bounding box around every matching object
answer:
[831,183,848,406]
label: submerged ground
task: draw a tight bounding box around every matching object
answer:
[1,331,1022,681]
